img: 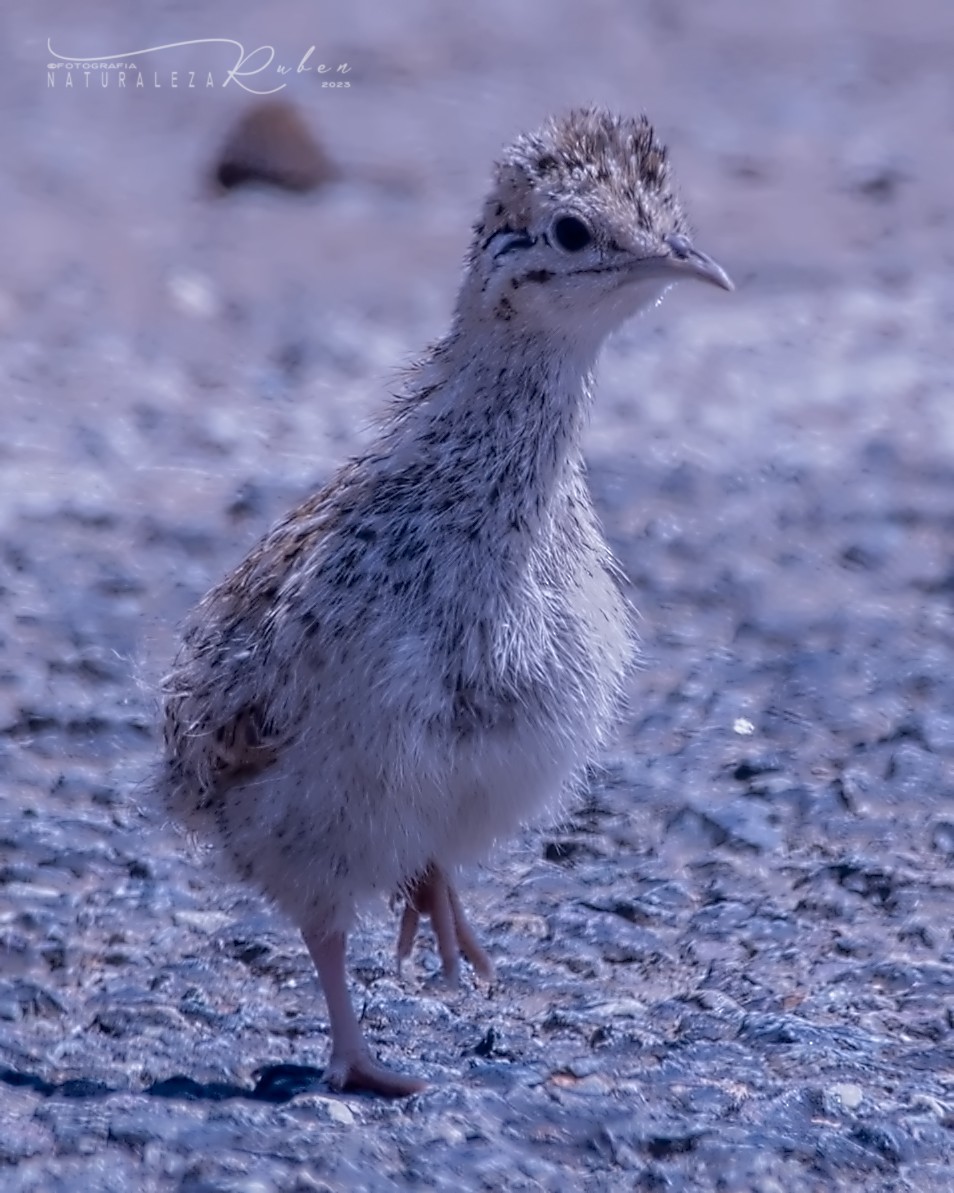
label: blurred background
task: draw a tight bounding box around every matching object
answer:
[3,3,954,1190]
[2,1,953,640]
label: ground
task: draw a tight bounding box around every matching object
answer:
[2,3,954,1190]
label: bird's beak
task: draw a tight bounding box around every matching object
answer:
[660,233,734,291]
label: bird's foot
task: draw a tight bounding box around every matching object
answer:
[303,927,426,1098]
[323,1048,426,1097]
[397,863,495,984]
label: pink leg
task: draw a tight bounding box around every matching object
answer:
[446,882,495,980]
[396,864,495,983]
[303,927,426,1097]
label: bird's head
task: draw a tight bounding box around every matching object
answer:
[462,108,732,348]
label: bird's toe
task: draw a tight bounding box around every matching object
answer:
[323,1049,426,1098]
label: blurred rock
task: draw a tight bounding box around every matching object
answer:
[213,101,337,194]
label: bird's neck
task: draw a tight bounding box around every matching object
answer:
[391,320,598,532]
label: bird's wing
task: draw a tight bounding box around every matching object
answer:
[163,476,357,810]
[204,702,283,786]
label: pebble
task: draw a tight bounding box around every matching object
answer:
[171,909,234,933]
[829,1083,864,1111]
[166,271,219,320]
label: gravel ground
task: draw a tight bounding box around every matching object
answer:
[2,3,954,1190]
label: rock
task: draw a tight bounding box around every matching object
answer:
[828,1082,864,1111]
[166,270,220,320]
[213,101,337,194]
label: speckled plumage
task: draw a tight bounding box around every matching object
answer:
[159,108,732,1095]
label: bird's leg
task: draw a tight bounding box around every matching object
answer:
[396,864,495,983]
[445,881,495,979]
[303,926,426,1097]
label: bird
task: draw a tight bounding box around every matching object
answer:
[158,107,733,1097]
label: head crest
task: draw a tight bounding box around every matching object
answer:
[480,108,683,239]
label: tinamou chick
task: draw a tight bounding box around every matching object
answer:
[159,108,733,1096]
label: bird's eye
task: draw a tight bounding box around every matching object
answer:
[551,215,592,253]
